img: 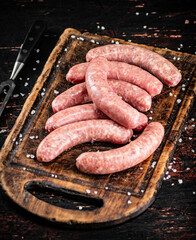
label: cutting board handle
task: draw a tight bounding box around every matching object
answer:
[1,167,138,227]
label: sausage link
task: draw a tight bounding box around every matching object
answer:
[36,119,133,162]
[85,56,148,129]
[76,122,164,174]
[86,44,182,87]
[52,83,90,113]
[52,80,152,113]
[66,61,162,96]
[46,103,148,132]
[46,104,106,132]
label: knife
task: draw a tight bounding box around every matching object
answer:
[0,20,46,117]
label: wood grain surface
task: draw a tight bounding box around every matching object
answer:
[0,0,195,239]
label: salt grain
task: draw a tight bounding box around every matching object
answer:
[23,167,26,171]
[24,82,28,87]
[101,26,105,30]
[178,179,183,184]
[78,206,83,210]
[86,189,91,194]
[90,39,95,43]
[20,93,25,97]
[172,169,177,172]
[36,60,40,64]
[141,189,144,193]
[189,137,192,140]
[71,35,76,39]
[171,183,174,186]
[177,99,181,104]
[127,192,131,196]
[105,186,109,190]
[36,49,40,53]
[178,138,182,142]
[191,118,195,121]
[94,191,98,194]
[193,192,195,194]
[191,149,195,153]
[151,161,156,168]
[192,124,195,127]
[31,110,35,115]
[13,94,19,98]
[136,12,139,15]
[186,167,190,170]
[54,89,59,94]
[127,200,132,204]
[169,92,173,96]
[0,129,7,134]
[29,136,35,139]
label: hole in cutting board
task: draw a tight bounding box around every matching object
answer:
[25,181,103,211]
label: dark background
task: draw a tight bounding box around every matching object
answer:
[0,0,195,239]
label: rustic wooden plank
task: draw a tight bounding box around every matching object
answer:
[0,28,195,228]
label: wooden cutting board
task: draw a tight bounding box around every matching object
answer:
[0,28,195,228]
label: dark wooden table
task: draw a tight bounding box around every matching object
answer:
[0,0,195,239]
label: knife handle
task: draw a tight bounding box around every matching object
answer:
[16,20,47,63]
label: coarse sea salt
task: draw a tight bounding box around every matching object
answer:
[177,99,181,104]
[127,200,132,204]
[0,129,7,134]
[54,89,59,94]
[151,161,156,168]
[178,179,183,184]
[78,206,83,210]
[86,189,91,194]
[31,110,35,115]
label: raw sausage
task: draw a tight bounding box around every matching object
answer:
[52,83,89,113]
[52,80,152,113]
[76,122,164,174]
[86,44,182,87]
[66,61,163,96]
[46,103,148,132]
[36,119,133,162]
[45,104,106,132]
[85,56,148,129]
